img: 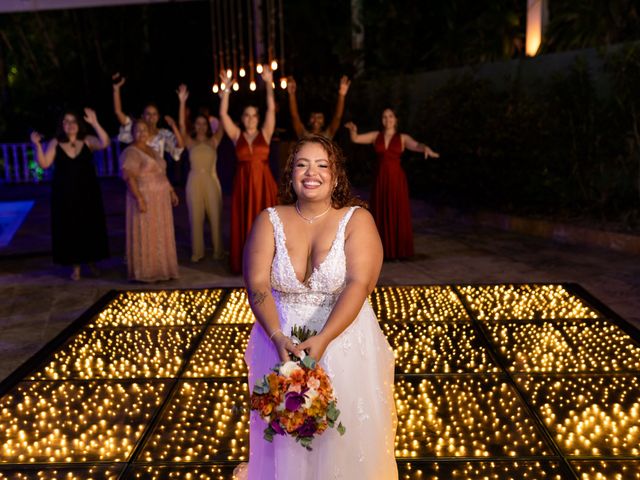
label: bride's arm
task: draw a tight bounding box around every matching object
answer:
[244,211,303,362]
[299,209,383,361]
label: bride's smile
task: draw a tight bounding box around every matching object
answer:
[293,142,333,202]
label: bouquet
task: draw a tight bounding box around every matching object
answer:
[250,325,345,450]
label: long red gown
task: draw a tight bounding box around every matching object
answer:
[230,131,278,273]
[370,132,414,259]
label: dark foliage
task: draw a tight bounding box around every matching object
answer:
[346,48,640,231]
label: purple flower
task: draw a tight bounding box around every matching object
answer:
[285,391,306,411]
[270,419,285,435]
[296,417,317,437]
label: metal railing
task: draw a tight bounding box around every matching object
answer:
[0,139,123,183]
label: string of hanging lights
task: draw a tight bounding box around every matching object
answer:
[209,0,286,94]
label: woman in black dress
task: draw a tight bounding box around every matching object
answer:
[31,108,111,280]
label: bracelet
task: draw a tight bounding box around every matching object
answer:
[268,329,282,340]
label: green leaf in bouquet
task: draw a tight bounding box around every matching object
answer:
[263,426,275,443]
[301,355,316,370]
[290,325,317,343]
[327,401,340,422]
[271,363,282,373]
[253,376,270,395]
[337,422,346,436]
[298,436,313,451]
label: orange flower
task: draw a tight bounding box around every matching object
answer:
[250,359,345,449]
[261,403,273,416]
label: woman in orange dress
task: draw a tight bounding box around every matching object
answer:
[219,68,278,273]
[345,108,439,259]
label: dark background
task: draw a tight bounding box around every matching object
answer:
[1,0,640,230]
[2,0,638,140]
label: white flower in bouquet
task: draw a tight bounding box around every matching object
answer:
[303,387,319,409]
[279,361,303,378]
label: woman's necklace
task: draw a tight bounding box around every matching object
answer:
[295,201,331,224]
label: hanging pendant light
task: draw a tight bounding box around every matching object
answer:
[209,0,286,92]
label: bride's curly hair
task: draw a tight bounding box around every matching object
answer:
[278,134,367,209]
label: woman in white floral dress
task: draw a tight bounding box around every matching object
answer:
[238,134,398,479]
[112,73,183,161]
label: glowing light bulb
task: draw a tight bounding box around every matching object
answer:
[270,60,278,70]
[239,67,246,77]
[212,84,219,94]
[226,69,232,78]
[280,78,288,89]
[220,83,226,91]
[232,82,239,91]
[249,81,256,91]
[256,64,263,74]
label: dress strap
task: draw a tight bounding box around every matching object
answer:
[337,206,360,240]
[266,207,287,250]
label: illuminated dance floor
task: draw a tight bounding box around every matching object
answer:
[1,284,639,479]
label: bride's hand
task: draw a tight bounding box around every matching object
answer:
[298,333,331,362]
[272,332,303,363]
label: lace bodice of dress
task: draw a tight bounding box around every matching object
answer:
[267,206,359,315]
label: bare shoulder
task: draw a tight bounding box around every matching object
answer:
[344,206,383,276]
[253,208,275,231]
[271,204,297,223]
[345,207,377,239]
[245,209,276,252]
[244,209,277,278]
[347,207,375,228]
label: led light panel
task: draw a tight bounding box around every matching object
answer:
[89,289,223,328]
[397,460,566,479]
[0,285,637,479]
[570,460,640,479]
[0,381,170,463]
[394,376,552,458]
[184,325,251,378]
[515,374,640,456]
[381,322,499,374]
[0,465,123,480]
[370,286,470,322]
[125,464,238,479]
[139,380,249,463]
[484,320,640,373]
[459,284,600,321]
[213,290,255,325]
[29,328,202,380]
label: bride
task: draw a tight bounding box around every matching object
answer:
[237,134,398,479]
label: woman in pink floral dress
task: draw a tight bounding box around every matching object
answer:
[120,119,180,282]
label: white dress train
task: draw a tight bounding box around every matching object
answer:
[239,206,398,480]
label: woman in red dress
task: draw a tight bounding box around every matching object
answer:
[345,108,439,259]
[219,68,278,273]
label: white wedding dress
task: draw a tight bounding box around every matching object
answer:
[239,206,398,480]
